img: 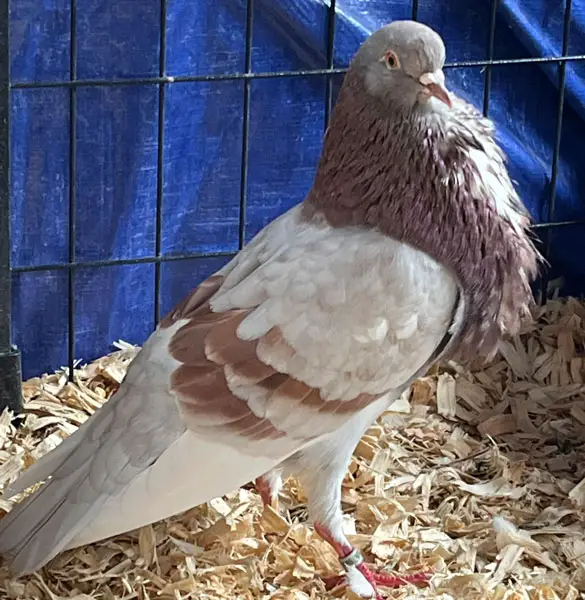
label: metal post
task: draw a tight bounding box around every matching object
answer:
[0,0,22,414]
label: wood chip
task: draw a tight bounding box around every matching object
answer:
[437,373,457,420]
[1,298,585,599]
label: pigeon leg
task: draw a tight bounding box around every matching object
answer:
[292,411,431,599]
[294,435,380,598]
[255,468,283,511]
[304,475,385,598]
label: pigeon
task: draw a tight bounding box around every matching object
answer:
[0,20,540,599]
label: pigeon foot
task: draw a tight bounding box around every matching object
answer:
[323,567,430,598]
[315,522,430,599]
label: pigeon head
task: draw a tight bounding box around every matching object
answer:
[350,20,451,113]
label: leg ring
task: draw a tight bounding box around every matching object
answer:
[339,548,365,570]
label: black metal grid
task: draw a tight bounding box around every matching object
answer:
[0,0,581,412]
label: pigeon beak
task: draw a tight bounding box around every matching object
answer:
[419,70,452,108]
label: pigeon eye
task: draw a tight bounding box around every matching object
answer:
[384,51,399,69]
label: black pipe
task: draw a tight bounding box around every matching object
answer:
[0,0,22,414]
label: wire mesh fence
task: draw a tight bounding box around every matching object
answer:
[0,0,582,413]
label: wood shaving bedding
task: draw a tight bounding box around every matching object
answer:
[1,299,585,600]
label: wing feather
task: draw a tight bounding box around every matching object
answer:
[0,204,460,576]
[168,205,460,446]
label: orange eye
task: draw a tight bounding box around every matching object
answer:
[384,51,399,69]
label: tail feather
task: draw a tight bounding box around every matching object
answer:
[4,397,117,499]
[0,387,163,575]
[0,325,204,575]
[0,461,108,575]
[4,436,80,498]
[0,431,294,576]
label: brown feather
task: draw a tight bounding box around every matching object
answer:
[159,274,224,328]
[225,358,276,387]
[159,275,384,442]
[204,312,255,364]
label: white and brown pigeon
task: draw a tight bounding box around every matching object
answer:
[0,20,540,599]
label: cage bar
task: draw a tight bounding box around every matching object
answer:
[483,0,499,116]
[10,54,585,92]
[0,0,10,351]
[0,0,22,413]
[154,0,168,325]
[238,0,254,249]
[324,0,337,126]
[542,0,573,266]
[67,0,78,381]
[10,217,585,277]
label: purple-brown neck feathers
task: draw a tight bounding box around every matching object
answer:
[304,73,541,363]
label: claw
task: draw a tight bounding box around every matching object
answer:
[321,566,430,598]
[363,566,431,588]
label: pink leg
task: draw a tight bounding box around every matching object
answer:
[254,469,283,510]
[282,413,432,598]
[315,523,430,599]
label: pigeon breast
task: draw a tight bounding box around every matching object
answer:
[305,72,541,363]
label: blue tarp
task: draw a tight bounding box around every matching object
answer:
[8,0,585,379]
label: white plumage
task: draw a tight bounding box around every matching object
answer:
[0,203,459,578]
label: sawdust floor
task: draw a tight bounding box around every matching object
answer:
[1,297,585,600]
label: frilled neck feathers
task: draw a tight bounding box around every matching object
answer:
[303,71,541,364]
